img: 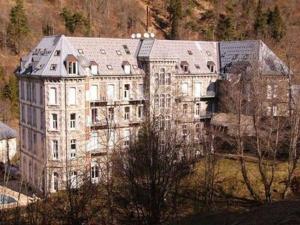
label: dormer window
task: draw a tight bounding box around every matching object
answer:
[206,51,212,56]
[132,65,138,70]
[123,45,130,55]
[78,49,84,54]
[54,50,61,56]
[90,61,98,75]
[66,54,78,75]
[207,61,215,73]
[180,61,189,73]
[107,65,113,70]
[187,50,193,55]
[116,50,122,56]
[122,61,131,75]
[50,64,57,71]
[195,64,200,69]
[100,49,106,54]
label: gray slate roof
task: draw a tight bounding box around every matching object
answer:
[18,35,288,77]
[0,122,17,140]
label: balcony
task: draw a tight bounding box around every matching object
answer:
[90,97,107,107]
[194,111,213,121]
[200,91,215,100]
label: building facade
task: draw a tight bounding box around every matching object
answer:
[17,35,286,193]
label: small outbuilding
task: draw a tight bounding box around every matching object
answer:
[0,122,17,164]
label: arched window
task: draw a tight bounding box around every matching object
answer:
[154,73,159,86]
[154,94,159,108]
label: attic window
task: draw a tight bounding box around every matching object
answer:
[78,49,84,54]
[207,61,215,73]
[123,45,131,55]
[50,64,57,71]
[180,61,189,73]
[243,54,249,60]
[90,61,98,75]
[206,51,212,57]
[65,54,78,75]
[100,49,106,54]
[187,50,193,55]
[116,50,122,56]
[195,64,200,69]
[132,65,138,70]
[107,65,113,70]
[232,54,238,60]
[122,61,131,74]
[54,50,61,56]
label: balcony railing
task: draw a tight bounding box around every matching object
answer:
[194,111,213,121]
[200,91,215,99]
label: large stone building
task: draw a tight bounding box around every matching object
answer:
[16,35,287,193]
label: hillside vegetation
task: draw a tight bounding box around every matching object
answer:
[0,0,300,124]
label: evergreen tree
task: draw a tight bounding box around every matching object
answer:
[7,0,30,54]
[60,8,89,34]
[168,0,182,40]
[267,6,286,42]
[216,14,235,41]
[254,0,267,38]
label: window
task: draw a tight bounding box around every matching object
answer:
[195,103,200,116]
[123,45,131,54]
[49,87,57,105]
[183,104,188,114]
[27,82,31,101]
[108,130,115,148]
[67,61,77,74]
[50,64,57,70]
[207,61,215,73]
[51,113,58,129]
[154,73,159,86]
[32,83,36,103]
[138,84,144,98]
[69,171,78,189]
[166,116,171,130]
[78,49,84,54]
[124,129,130,147]
[166,94,171,107]
[182,82,188,95]
[33,108,37,127]
[124,107,130,120]
[107,84,115,100]
[166,73,171,85]
[116,50,122,55]
[154,95,159,108]
[138,106,143,119]
[90,132,99,150]
[40,85,43,105]
[194,82,201,97]
[40,111,44,130]
[52,140,59,160]
[53,172,59,191]
[54,50,61,56]
[70,139,76,158]
[92,108,98,123]
[33,133,37,153]
[70,113,76,128]
[267,84,278,99]
[182,125,188,140]
[124,84,130,100]
[27,106,31,125]
[273,105,278,116]
[91,163,99,183]
[90,85,98,101]
[195,64,200,69]
[160,94,165,107]
[159,72,165,85]
[108,107,114,120]
[187,50,193,55]
[107,65,113,70]
[21,81,25,100]
[100,49,106,54]
[21,105,26,123]
[68,87,76,105]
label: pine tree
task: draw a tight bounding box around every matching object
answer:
[216,14,235,41]
[168,0,182,40]
[7,0,30,54]
[60,8,89,35]
[254,0,267,38]
[267,6,285,42]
